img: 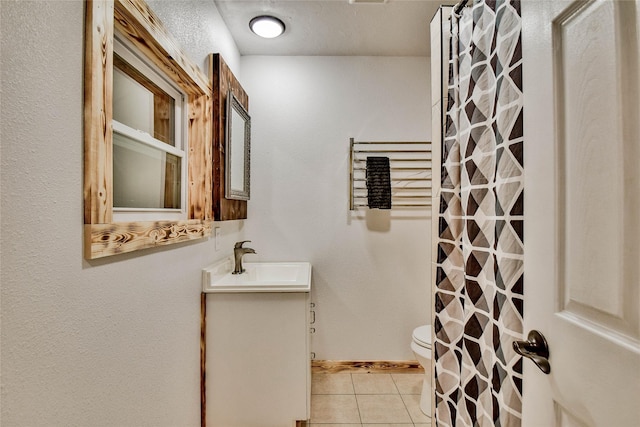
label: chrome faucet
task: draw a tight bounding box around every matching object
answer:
[233,241,256,274]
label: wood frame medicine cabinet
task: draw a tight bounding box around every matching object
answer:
[84,0,213,259]
[209,54,249,221]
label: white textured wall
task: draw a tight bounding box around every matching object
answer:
[147,0,241,76]
[0,1,242,425]
[240,56,432,360]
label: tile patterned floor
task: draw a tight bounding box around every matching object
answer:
[310,373,431,426]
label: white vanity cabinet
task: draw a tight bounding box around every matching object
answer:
[202,258,311,427]
[207,292,311,426]
[203,258,312,427]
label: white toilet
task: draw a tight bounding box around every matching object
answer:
[411,324,432,417]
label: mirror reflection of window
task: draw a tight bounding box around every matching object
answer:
[112,37,186,220]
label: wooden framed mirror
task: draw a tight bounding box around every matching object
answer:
[209,53,248,221]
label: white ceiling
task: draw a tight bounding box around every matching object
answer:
[214,0,450,57]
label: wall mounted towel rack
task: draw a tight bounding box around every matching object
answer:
[349,138,432,210]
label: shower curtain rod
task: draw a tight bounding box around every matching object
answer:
[454,0,469,15]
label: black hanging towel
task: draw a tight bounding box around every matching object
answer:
[366,156,392,209]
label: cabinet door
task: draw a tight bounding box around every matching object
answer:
[207,292,310,426]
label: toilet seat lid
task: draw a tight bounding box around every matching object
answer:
[412,325,432,348]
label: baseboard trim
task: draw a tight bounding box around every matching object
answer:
[311,359,423,374]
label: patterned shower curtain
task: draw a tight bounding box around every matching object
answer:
[434,1,524,426]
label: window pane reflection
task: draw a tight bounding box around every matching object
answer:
[113,132,181,209]
[113,54,175,146]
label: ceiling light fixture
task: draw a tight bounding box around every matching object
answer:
[249,15,286,39]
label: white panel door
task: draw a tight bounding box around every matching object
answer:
[522,0,640,425]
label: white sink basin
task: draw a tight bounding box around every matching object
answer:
[202,257,311,293]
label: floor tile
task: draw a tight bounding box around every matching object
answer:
[356,394,412,424]
[310,394,361,424]
[351,373,398,394]
[391,373,424,395]
[312,374,355,395]
[401,393,431,423]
